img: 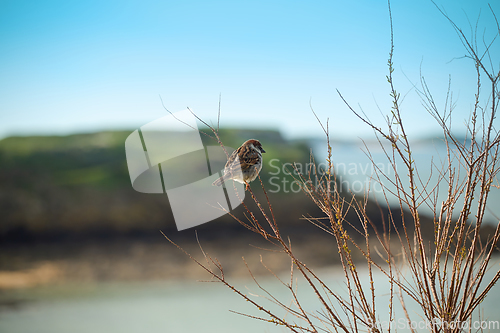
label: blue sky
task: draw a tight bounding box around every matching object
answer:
[1,0,498,140]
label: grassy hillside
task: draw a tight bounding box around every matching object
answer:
[0,129,319,241]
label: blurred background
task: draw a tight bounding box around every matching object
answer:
[1,0,499,332]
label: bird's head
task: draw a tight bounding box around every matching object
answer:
[245,139,266,153]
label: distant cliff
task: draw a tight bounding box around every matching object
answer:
[0,129,317,241]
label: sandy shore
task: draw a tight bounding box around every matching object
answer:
[0,232,344,290]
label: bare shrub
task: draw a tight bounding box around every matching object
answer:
[163,2,500,332]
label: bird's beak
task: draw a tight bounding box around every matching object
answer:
[261,147,266,153]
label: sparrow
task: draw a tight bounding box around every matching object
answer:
[212,139,266,190]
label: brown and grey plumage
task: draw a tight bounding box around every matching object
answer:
[212,139,265,190]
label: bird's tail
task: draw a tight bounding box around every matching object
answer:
[212,176,225,186]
